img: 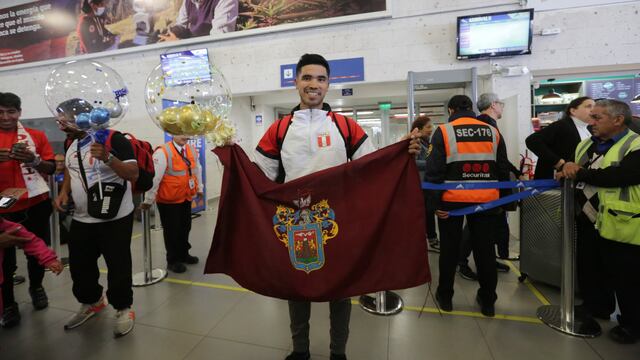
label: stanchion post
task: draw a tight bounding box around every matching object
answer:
[360,291,403,316]
[48,176,68,265]
[560,177,576,331]
[48,176,61,255]
[536,178,600,337]
[133,194,167,287]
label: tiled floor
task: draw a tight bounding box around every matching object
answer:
[1,209,639,360]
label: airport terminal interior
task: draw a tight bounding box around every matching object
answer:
[1,0,640,359]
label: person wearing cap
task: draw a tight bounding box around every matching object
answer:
[140,135,203,273]
[0,92,56,328]
[425,95,511,317]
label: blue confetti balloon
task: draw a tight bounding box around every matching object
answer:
[76,112,91,130]
[90,107,111,128]
[44,61,129,130]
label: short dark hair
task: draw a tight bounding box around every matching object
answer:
[447,95,473,113]
[0,92,21,111]
[296,54,330,77]
[595,99,632,126]
[56,98,94,117]
[411,115,431,131]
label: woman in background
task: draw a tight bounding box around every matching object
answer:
[526,96,595,179]
[411,115,438,251]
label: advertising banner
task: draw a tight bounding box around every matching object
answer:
[0,0,386,69]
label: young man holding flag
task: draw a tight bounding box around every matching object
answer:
[252,54,422,360]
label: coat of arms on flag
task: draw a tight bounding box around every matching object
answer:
[273,195,339,274]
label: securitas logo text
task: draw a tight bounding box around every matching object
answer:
[462,163,491,179]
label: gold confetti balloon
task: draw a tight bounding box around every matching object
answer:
[144,60,232,137]
[157,106,182,135]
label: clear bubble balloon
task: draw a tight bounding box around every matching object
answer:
[44,60,129,131]
[144,61,232,136]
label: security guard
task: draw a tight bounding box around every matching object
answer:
[425,95,510,317]
[559,99,640,344]
[141,135,203,273]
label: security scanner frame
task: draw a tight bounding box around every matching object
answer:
[407,68,478,128]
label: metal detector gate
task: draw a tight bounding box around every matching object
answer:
[407,68,478,128]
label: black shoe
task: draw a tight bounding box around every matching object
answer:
[182,254,199,265]
[496,262,510,273]
[458,264,478,281]
[1,303,21,328]
[609,325,639,344]
[476,295,495,317]
[330,354,347,360]
[427,237,440,253]
[284,351,310,360]
[29,286,49,310]
[13,275,25,285]
[167,262,187,273]
[435,292,453,312]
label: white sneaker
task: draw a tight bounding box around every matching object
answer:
[64,296,106,330]
[113,307,135,338]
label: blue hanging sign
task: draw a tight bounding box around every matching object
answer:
[280,57,365,88]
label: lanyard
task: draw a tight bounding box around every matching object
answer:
[584,153,603,169]
[172,142,192,177]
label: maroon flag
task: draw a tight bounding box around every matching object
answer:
[205,140,430,301]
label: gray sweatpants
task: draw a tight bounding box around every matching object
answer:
[288,298,352,355]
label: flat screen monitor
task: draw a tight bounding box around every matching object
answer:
[457,9,534,60]
[160,48,211,87]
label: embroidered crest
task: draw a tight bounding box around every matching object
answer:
[273,195,338,274]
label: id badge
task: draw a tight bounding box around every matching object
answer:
[188,178,195,190]
[576,182,586,190]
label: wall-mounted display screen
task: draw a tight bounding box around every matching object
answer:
[457,9,534,60]
[160,49,211,87]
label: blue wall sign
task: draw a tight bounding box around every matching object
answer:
[280,57,365,88]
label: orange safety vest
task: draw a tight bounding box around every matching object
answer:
[156,142,198,204]
[440,117,500,204]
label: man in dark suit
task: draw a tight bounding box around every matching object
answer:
[526,97,594,179]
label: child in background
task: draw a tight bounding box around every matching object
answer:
[0,218,64,316]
